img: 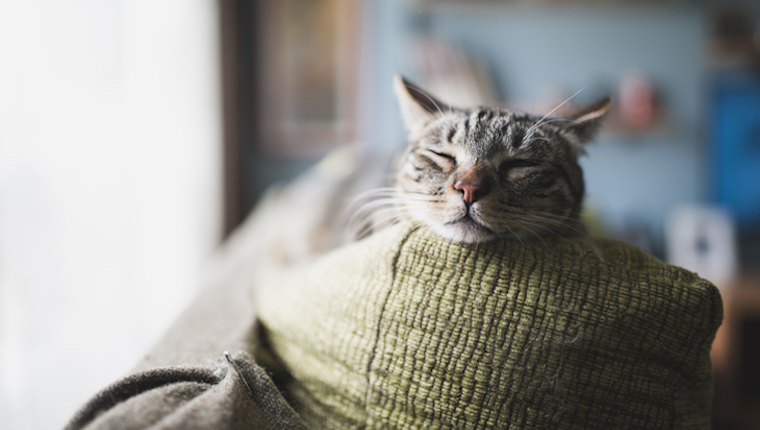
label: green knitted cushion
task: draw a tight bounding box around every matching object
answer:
[255,222,722,429]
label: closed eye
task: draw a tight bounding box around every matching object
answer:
[423,149,456,166]
[428,150,455,161]
[499,159,539,172]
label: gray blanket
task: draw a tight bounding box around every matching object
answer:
[65,207,311,430]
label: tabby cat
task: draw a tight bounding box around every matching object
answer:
[354,76,611,244]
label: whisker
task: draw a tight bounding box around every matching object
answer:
[346,199,399,227]
[495,219,524,244]
[353,212,409,239]
[347,204,396,229]
[512,215,586,239]
[525,88,584,138]
[348,188,399,203]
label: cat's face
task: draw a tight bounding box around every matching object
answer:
[392,76,611,243]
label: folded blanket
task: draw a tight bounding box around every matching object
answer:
[256,221,722,429]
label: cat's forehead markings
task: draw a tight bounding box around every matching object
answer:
[418,116,453,143]
[453,145,477,166]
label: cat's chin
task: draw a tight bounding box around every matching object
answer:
[430,217,496,244]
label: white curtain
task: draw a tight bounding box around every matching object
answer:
[0,1,222,428]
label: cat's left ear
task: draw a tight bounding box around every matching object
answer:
[564,97,613,143]
[393,75,450,134]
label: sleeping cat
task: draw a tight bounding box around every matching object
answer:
[352,76,611,244]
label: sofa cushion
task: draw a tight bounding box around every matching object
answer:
[255,221,722,429]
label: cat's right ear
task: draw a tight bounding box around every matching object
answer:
[394,75,448,134]
[565,97,613,143]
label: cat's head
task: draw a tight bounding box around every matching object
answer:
[392,75,611,243]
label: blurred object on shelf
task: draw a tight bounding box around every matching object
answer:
[616,73,660,133]
[412,37,499,107]
[710,6,760,70]
[666,205,738,287]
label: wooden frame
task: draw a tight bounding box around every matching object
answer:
[259,0,361,159]
[219,0,362,235]
[219,0,244,236]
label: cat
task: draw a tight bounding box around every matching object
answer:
[351,76,611,244]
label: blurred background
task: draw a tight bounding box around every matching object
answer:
[2,0,760,428]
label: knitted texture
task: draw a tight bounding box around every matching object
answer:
[255,222,723,429]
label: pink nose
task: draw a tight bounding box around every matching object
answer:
[454,180,487,204]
